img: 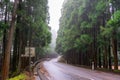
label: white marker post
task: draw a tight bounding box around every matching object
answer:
[92,61,94,70]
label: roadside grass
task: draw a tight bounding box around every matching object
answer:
[74,65,120,75]
[9,74,26,80]
[112,69,120,73]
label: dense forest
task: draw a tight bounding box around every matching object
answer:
[56,0,120,70]
[0,0,51,79]
[0,0,120,79]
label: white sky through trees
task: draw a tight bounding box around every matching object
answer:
[48,0,64,52]
[48,0,64,31]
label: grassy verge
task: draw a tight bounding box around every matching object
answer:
[97,68,120,75]
[9,74,26,80]
[75,65,120,75]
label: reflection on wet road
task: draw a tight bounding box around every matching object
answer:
[43,58,120,80]
[44,61,89,80]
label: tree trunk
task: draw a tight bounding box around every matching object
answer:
[112,35,118,70]
[2,0,18,79]
[12,29,18,72]
[2,30,7,68]
[1,2,8,74]
[18,35,22,73]
[108,45,112,70]
[12,0,22,72]
[98,48,101,68]
[104,45,108,69]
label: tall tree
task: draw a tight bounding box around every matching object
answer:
[2,0,18,79]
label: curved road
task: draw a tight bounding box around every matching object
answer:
[42,58,120,80]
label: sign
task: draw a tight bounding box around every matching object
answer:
[23,47,35,57]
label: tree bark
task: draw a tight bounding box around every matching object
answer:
[98,48,101,68]
[1,2,8,74]
[104,45,108,69]
[112,33,118,70]
[18,35,22,73]
[2,0,18,79]
[12,28,19,72]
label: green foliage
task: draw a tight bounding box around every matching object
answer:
[16,0,51,55]
[9,74,26,80]
[0,22,9,38]
[81,21,92,29]
[29,1,51,56]
[95,0,106,12]
[55,0,120,70]
[74,34,92,50]
[110,0,120,10]
[0,22,9,30]
[4,0,9,3]
[100,26,113,38]
[79,34,92,44]
[107,10,120,28]
[56,0,97,53]
[107,10,120,41]
[56,0,113,55]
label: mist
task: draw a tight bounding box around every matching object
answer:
[49,29,57,53]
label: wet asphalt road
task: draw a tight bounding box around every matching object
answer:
[42,58,120,80]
